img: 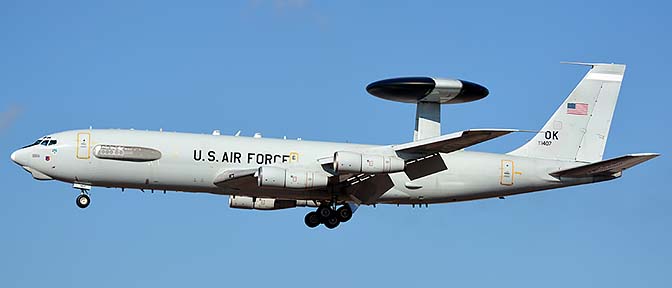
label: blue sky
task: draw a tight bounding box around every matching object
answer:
[1,1,670,287]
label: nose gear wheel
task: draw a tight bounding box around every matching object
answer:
[76,194,90,209]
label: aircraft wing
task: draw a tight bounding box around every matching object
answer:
[550,153,660,178]
[393,129,518,156]
[214,129,518,198]
[331,129,518,204]
[213,168,258,189]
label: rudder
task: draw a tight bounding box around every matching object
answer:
[509,63,626,163]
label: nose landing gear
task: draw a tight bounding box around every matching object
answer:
[76,193,90,209]
[73,183,92,209]
[304,204,353,229]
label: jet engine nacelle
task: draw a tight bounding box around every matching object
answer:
[333,151,405,174]
[257,166,329,189]
[229,196,320,210]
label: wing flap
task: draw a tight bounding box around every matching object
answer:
[394,129,518,155]
[550,153,659,178]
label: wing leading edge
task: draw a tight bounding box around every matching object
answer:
[393,129,519,156]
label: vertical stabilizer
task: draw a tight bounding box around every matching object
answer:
[509,63,626,163]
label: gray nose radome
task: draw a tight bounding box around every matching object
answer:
[10,149,26,166]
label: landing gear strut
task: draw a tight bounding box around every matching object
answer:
[304,203,353,229]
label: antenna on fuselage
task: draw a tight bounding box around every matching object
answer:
[366,77,489,141]
[234,130,241,137]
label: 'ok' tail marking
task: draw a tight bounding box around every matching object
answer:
[509,62,626,163]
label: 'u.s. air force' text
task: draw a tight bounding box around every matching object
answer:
[193,150,298,164]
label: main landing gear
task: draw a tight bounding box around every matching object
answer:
[304,204,353,229]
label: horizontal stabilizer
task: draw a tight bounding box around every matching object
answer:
[550,153,660,178]
[394,129,518,156]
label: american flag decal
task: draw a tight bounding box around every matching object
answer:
[567,102,588,115]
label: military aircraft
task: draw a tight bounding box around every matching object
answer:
[10,62,659,229]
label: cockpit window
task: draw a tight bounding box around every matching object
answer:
[22,139,43,148]
[22,136,57,148]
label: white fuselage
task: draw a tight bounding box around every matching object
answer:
[11,129,609,205]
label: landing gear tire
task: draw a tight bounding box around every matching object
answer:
[76,194,90,209]
[317,205,334,220]
[336,205,353,222]
[323,215,340,229]
[304,212,321,228]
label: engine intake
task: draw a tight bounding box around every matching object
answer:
[257,166,329,189]
[333,151,405,174]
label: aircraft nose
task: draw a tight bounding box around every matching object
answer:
[10,149,26,166]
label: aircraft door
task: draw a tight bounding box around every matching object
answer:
[76,132,91,159]
[74,132,99,182]
[500,160,514,186]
